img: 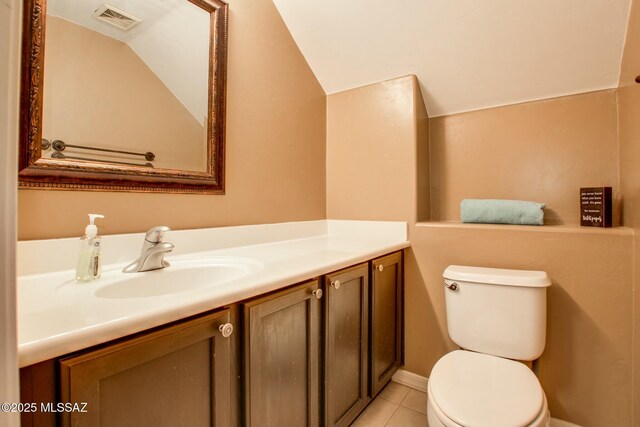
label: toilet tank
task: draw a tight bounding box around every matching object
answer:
[443,265,551,361]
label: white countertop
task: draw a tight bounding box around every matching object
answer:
[17,220,409,367]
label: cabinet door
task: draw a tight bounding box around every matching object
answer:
[370,251,403,396]
[325,263,369,427]
[20,360,57,427]
[59,309,234,427]
[244,280,321,427]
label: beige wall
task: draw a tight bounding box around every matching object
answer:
[327,75,427,222]
[43,17,206,171]
[327,76,634,426]
[618,0,640,424]
[18,0,326,240]
[430,90,620,225]
[619,83,640,426]
[1,0,21,423]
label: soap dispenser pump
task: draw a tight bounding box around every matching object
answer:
[76,214,105,282]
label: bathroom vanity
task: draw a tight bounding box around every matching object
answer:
[16,220,407,427]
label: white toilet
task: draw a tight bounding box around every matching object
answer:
[427,265,552,427]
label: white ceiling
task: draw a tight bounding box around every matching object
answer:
[48,0,210,123]
[272,0,632,117]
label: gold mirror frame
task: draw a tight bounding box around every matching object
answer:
[18,0,228,193]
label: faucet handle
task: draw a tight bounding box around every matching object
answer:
[145,226,171,243]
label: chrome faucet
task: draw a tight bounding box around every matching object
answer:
[123,226,174,273]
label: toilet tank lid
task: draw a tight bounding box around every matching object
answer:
[443,265,551,288]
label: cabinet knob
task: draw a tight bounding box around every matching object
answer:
[376,264,384,272]
[219,323,234,338]
[331,280,341,289]
[312,289,323,299]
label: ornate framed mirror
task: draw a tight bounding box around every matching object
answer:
[19,0,227,193]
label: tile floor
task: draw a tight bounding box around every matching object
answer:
[351,382,428,427]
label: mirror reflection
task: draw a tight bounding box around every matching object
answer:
[41,0,210,172]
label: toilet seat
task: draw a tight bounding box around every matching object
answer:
[427,392,549,427]
[428,350,546,427]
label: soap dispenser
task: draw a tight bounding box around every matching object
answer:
[76,214,105,282]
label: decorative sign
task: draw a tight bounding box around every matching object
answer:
[580,187,612,227]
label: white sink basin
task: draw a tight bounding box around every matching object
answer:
[94,257,263,299]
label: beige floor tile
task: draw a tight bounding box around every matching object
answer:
[385,406,429,427]
[400,389,428,415]
[352,397,398,427]
[378,381,411,404]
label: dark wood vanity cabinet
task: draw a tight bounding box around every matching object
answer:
[58,308,235,427]
[370,251,403,396]
[243,280,322,427]
[324,263,370,427]
[19,251,404,427]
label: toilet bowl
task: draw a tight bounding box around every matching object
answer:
[428,266,552,427]
[426,351,550,427]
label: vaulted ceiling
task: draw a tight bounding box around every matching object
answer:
[272,0,632,117]
[48,0,210,123]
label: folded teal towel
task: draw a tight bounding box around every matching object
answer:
[460,199,545,225]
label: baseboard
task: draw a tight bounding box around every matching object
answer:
[391,368,582,427]
[391,368,428,393]
[549,418,582,427]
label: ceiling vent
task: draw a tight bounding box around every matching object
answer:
[93,4,142,31]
